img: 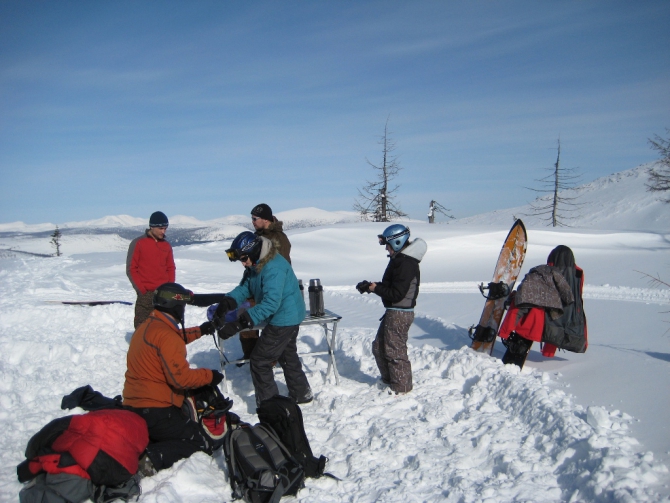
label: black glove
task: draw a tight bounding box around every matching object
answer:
[214,296,238,319]
[210,370,224,387]
[356,280,371,294]
[199,321,215,336]
[217,311,253,340]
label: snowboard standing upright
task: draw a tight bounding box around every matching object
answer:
[470,219,527,355]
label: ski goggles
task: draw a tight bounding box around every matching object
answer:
[226,249,251,262]
[155,289,192,304]
[226,249,240,261]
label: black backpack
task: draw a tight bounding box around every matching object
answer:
[224,423,304,503]
[256,396,329,479]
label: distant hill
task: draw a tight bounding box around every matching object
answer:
[0,208,363,252]
[455,163,669,231]
[1,164,666,250]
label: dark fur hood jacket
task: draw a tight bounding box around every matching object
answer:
[514,264,574,316]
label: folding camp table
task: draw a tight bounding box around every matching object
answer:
[218,309,342,393]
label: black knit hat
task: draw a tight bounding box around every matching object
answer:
[250,203,273,221]
[149,211,169,227]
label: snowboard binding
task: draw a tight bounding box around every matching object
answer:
[478,281,511,300]
[468,324,497,343]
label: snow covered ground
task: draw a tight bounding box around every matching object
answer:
[1,219,669,502]
[1,165,669,502]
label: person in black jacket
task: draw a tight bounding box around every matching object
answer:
[357,225,427,394]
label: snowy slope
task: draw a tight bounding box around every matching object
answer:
[1,222,669,502]
[457,164,669,231]
[1,166,670,501]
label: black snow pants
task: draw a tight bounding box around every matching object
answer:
[126,405,211,471]
[250,324,312,407]
[373,309,414,393]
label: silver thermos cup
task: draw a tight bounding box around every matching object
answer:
[308,279,324,316]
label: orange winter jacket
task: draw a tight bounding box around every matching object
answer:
[123,310,213,409]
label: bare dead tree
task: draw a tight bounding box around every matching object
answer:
[427,200,454,223]
[353,118,407,222]
[525,138,584,227]
[50,226,62,257]
[646,129,670,202]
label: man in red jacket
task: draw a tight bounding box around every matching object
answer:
[126,211,176,328]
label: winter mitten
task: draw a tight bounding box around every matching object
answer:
[356,281,371,294]
[210,370,224,387]
[214,297,238,319]
[217,312,253,340]
[199,321,215,336]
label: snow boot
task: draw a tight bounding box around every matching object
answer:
[502,332,533,369]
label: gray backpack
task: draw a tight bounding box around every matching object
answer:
[224,423,304,503]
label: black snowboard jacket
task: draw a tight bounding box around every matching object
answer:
[373,238,427,309]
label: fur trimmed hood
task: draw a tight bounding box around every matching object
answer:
[253,236,278,273]
[400,238,427,262]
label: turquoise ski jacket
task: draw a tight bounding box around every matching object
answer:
[227,238,305,327]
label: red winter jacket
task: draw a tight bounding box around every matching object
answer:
[17,409,149,486]
[126,230,176,294]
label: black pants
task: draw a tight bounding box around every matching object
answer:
[126,406,211,471]
[249,324,312,406]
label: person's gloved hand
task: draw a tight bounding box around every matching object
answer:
[356,280,371,294]
[199,321,215,335]
[214,297,237,320]
[217,311,253,340]
[210,370,224,387]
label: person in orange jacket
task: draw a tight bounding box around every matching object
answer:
[123,282,222,474]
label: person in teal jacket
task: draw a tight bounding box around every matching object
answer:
[214,231,312,406]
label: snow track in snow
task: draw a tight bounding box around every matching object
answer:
[327,282,670,305]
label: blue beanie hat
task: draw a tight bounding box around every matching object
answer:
[149,211,169,227]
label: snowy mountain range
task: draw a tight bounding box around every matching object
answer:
[0,164,667,257]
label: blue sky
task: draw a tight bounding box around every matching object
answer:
[1,1,668,224]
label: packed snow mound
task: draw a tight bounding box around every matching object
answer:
[456,164,669,231]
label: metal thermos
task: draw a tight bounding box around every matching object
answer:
[308,279,324,317]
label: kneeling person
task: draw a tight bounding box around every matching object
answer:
[215,232,312,407]
[123,282,222,473]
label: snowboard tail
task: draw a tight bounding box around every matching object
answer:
[470,220,527,355]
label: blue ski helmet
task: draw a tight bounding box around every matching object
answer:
[226,231,262,263]
[379,224,410,252]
